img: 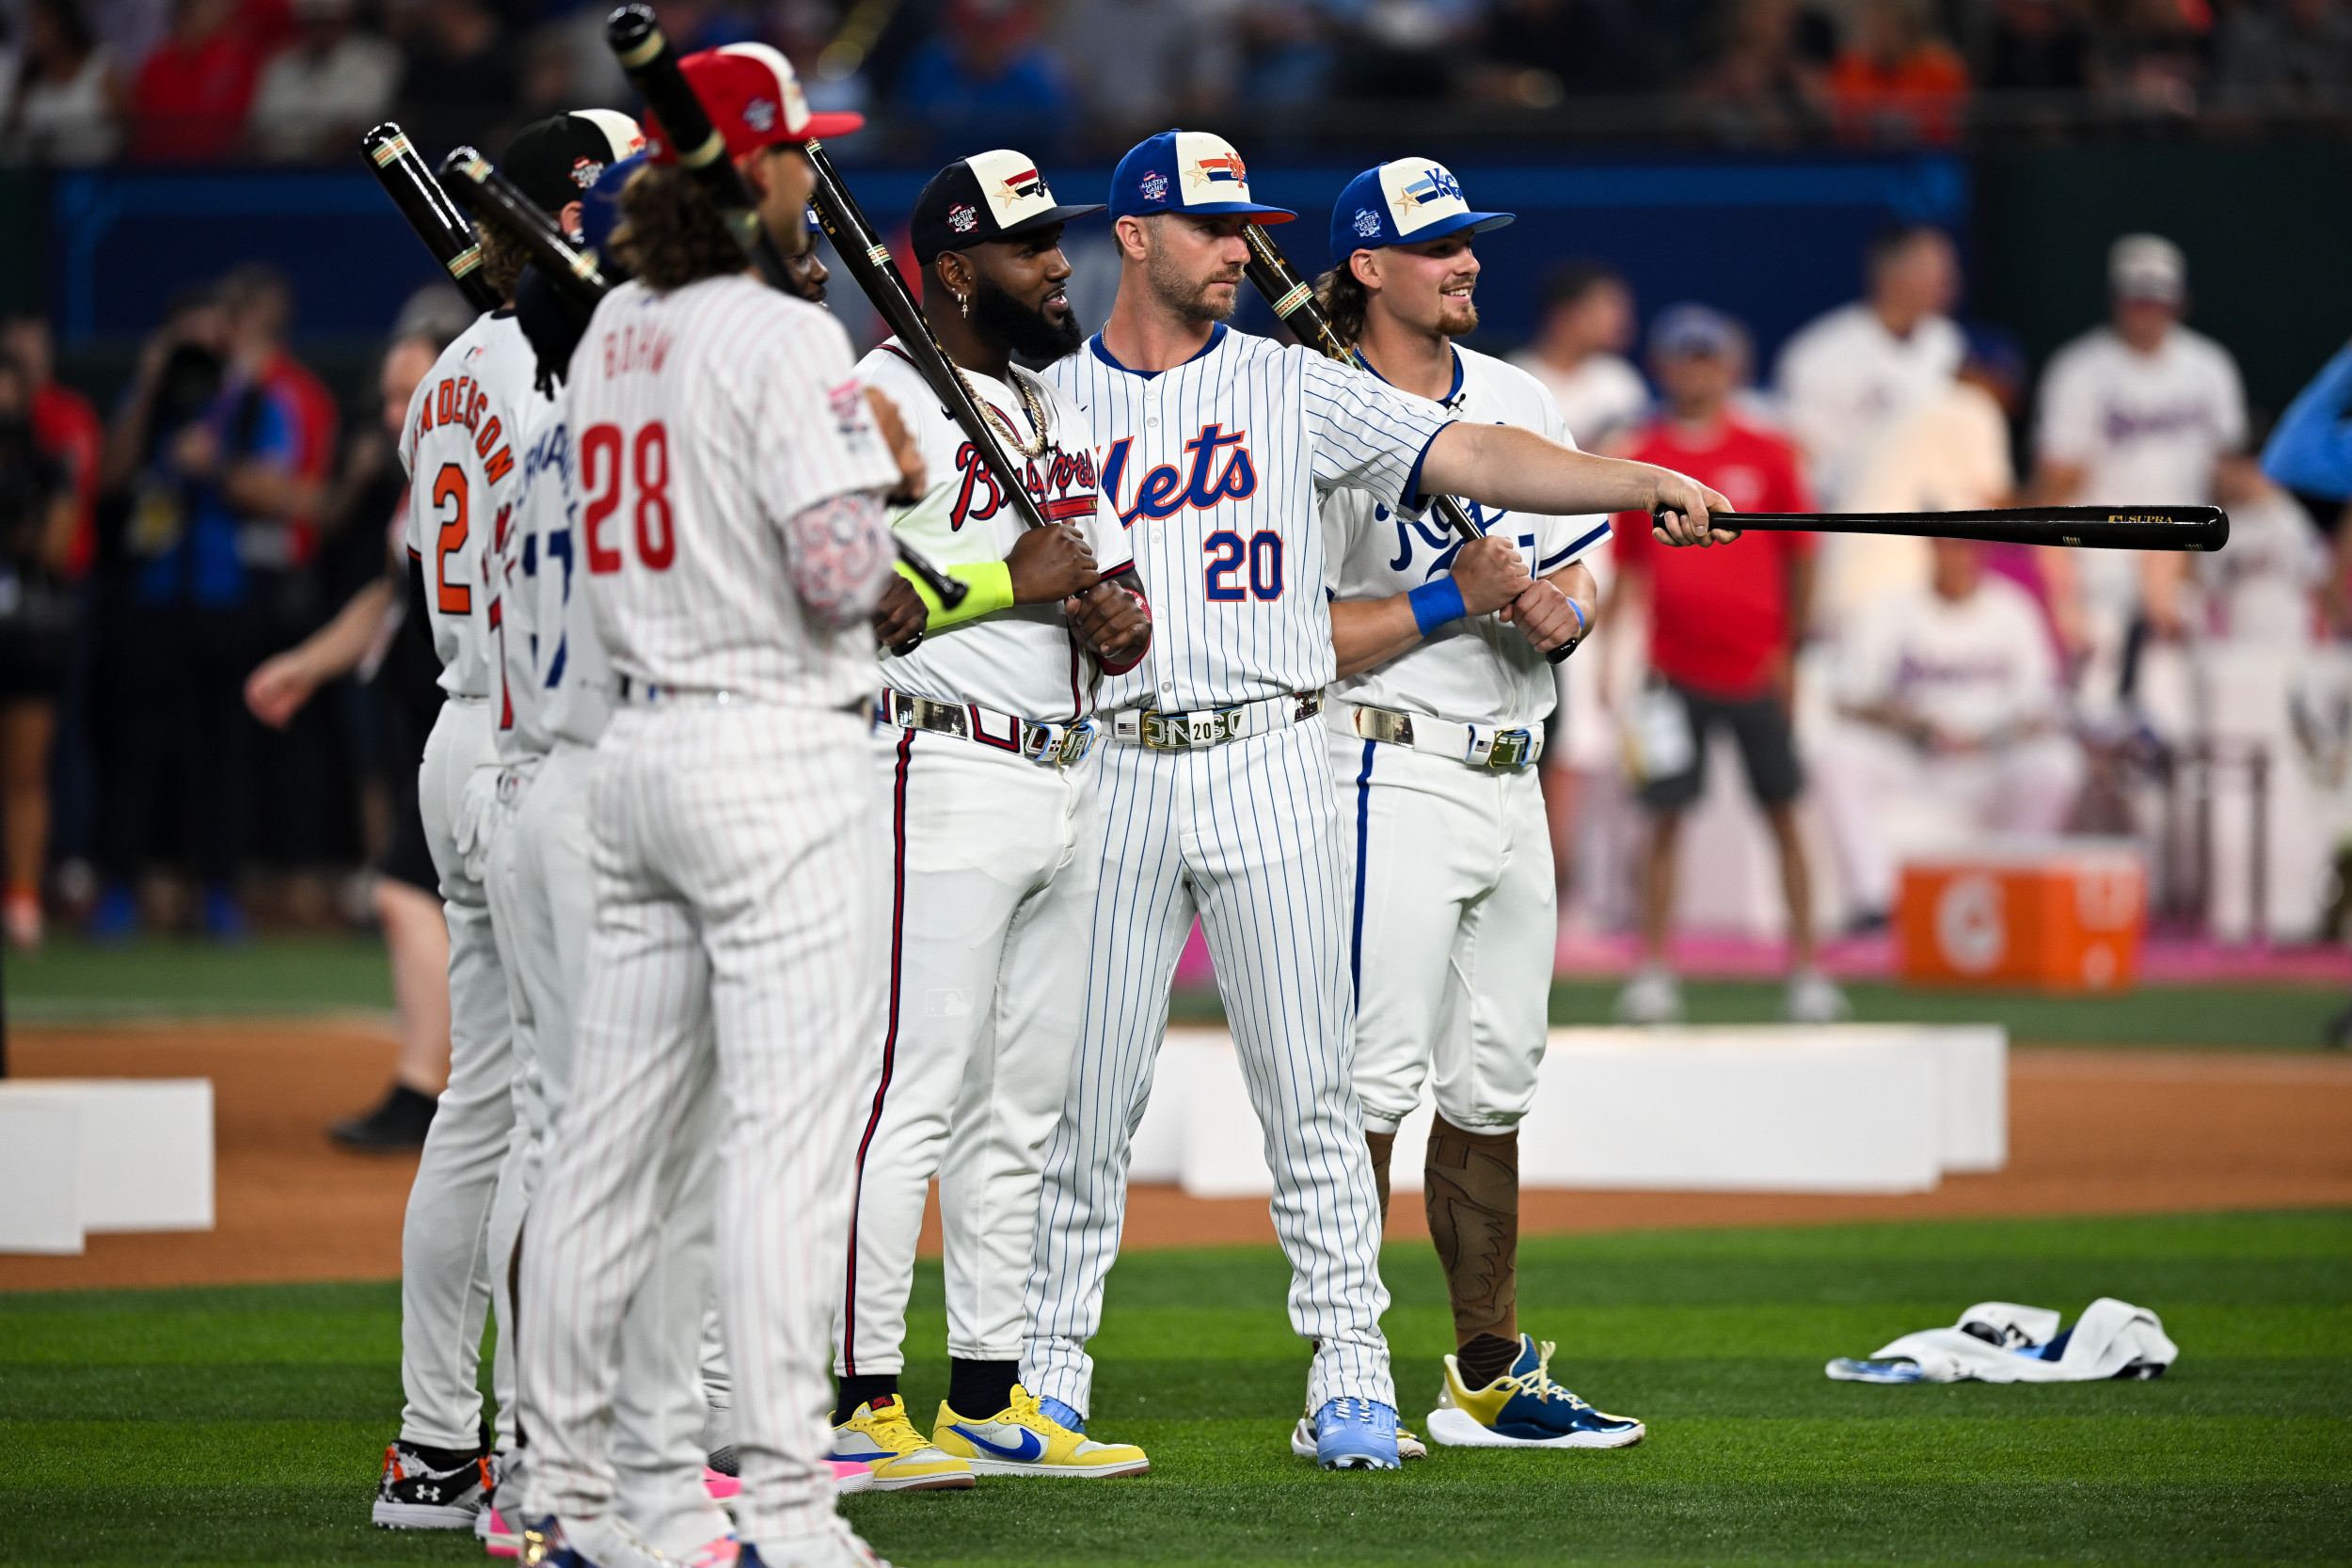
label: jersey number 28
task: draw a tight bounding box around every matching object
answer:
[580,422,677,574]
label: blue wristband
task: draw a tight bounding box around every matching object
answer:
[1408,577,1468,635]
[1566,595,1587,638]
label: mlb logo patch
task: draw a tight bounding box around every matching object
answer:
[742,95,778,134]
[569,155,604,189]
[1139,168,1168,202]
[1353,208,1381,238]
[948,202,978,233]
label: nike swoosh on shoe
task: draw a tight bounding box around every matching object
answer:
[948,1424,1045,1463]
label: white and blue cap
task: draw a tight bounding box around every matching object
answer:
[1108,129,1295,224]
[1330,157,1513,261]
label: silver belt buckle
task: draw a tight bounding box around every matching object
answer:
[1487,728,1533,768]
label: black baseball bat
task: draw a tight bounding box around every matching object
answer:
[799,136,1056,537]
[596,5,963,623]
[437,146,610,322]
[1240,225,1576,663]
[362,121,503,314]
[1676,505,2229,552]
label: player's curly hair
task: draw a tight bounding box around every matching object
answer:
[478,225,531,303]
[610,165,751,293]
[1313,261,1368,349]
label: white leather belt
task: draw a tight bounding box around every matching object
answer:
[1109,689,1324,751]
[1337,700,1543,769]
[619,677,864,718]
[876,687,1095,768]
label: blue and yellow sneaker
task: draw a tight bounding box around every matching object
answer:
[1425,1334,1645,1449]
[1304,1397,1400,1470]
[930,1386,1150,1478]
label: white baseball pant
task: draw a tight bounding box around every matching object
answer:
[836,734,1100,1380]
[1023,720,1394,1418]
[1332,734,1555,1134]
[520,702,882,1548]
[401,694,514,1451]
[483,740,728,1557]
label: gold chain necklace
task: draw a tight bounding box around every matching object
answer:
[952,360,1052,461]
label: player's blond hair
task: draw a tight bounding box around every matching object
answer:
[1312,261,1369,349]
[610,165,754,293]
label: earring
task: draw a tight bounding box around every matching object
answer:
[957,292,972,321]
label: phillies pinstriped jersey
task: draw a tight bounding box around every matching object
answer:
[401,312,550,700]
[498,388,618,756]
[1043,324,1454,713]
[1324,345,1611,729]
[859,341,1134,721]
[565,276,902,710]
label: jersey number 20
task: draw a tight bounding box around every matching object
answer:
[580,422,677,574]
[1204,530,1282,602]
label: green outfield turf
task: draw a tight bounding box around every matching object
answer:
[11,933,2344,1049]
[1,1212,2344,1565]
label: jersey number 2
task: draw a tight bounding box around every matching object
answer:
[433,464,469,613]
[581,422,676,574]
[1204,530,1282,602]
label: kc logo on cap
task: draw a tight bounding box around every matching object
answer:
[1329,156,1513,262]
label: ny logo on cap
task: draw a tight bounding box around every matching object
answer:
[1188,150,1247,194]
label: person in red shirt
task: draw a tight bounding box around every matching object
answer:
[1605,304,1844,1024]
[3,314,102,580]
[129,0,273,161]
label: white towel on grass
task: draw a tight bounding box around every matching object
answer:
[1827,1299,2179,1384]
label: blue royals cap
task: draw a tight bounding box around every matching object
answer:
[1330,157,1513,262]
[1108,129,1295,224]
[580,150,643,266]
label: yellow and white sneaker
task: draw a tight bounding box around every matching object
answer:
[931,1386,1150,1478]
[826,1396,975,1491]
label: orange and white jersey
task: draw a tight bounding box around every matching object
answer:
[565,275,902,711]
[399,312,551,700]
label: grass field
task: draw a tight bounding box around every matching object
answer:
[3,1211,2345,1565]
[8,934,2349,1048]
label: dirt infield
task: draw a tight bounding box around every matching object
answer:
[3,1021,2349,1291]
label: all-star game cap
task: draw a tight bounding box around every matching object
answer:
[910,150,1105,265]
[1330,157,1513,261]
[1107,129,1295,224]
[644,41,863,165]
[501,110,646,214]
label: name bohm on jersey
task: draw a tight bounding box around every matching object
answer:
[415,371,517,485]
[946,437,1100,530]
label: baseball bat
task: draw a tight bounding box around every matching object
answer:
[436,146,610,322]
[596,6,963,624]
[361,121,503,314]
[798,135,1057,537]
[1677,505,2229,552]
[1240,225,1575,663]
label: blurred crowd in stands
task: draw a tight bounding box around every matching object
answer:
[6,0,2352,166]
[0,208,2340,956]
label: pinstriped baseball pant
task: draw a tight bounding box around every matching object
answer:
[519,704,882,1548]
[1022,720,1395,1418]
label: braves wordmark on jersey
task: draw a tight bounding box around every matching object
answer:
[859,341,1134,721]
[1323,344,1609,730]
[564,275,902,711]
[1042,323,1454,715]
[401,312,551,701]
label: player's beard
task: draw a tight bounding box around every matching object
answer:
[1436,288,1479,338]
[1146,245,1240,325]
[974,272,1085,363]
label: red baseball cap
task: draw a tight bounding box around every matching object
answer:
[644,42,864,165]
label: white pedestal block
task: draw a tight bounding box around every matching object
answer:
[0,1097,84,1253]
[0,1079,215,1238]
[1138,1026,2006,1199]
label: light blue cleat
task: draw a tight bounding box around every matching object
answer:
[1308,1396,1400,1470]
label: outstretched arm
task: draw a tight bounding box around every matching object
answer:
[1418,423,1735,546]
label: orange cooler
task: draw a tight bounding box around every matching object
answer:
[1897,842,2146,991]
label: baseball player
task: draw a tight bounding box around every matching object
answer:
[829,150,1154,1488]
[1025,128,1729,1472]
[370,114,640,1533]
[516,43,903,1568]
[1312,158,1645,1453]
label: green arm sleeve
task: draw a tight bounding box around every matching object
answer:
[896,559,1013,631]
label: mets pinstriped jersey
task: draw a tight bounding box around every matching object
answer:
[1043,324,1454,713]
[859,340,1134,722]
[1324,345,1611,729]
[498,388,618,757]
[566,276,902,710]
[401,312,549,700]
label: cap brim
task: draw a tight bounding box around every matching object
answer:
[798,111,866,141]
[1400,210,1515,244]
[1175,200,1296,222]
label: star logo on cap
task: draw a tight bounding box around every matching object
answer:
[1000,166,1046,202]
[1185,151,1247,193]
[1396,166,1462,211]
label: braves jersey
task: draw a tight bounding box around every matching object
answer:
[497,386,618,757]
[859,341,1133,721]
[401,312,549,699]
[565,276,902,710]
[1044,324,1454,713]
[1324,346,1608,729]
